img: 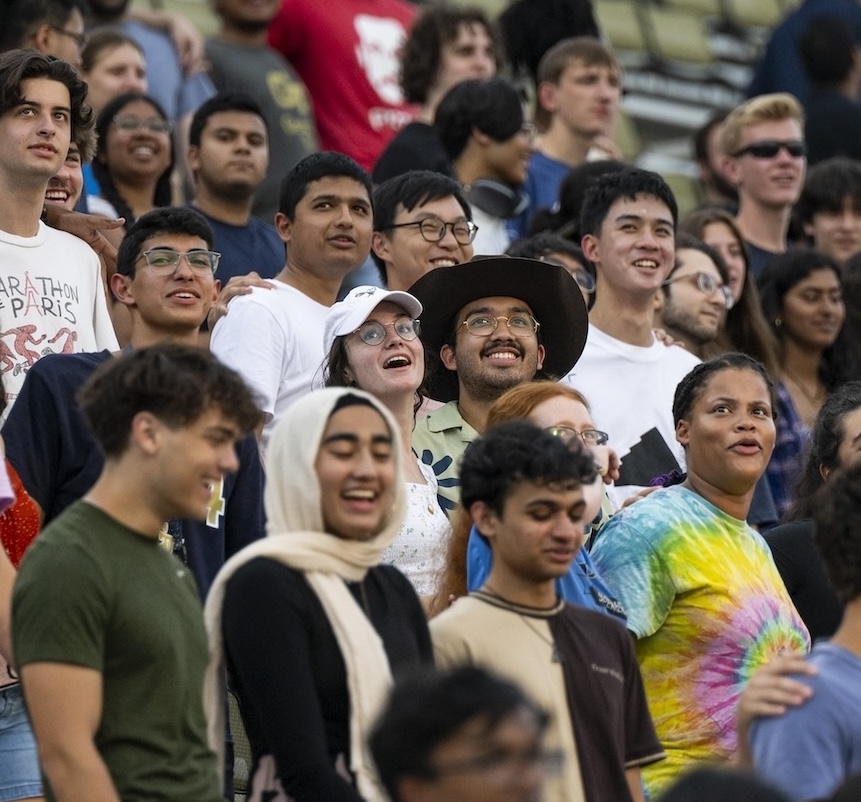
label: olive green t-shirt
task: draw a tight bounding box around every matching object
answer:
[12,501,221,802]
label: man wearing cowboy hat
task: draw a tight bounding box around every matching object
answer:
[409,255,588,513]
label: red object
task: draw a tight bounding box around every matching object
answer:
[0,462,41,568]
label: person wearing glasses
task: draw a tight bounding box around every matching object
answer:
[432,421,664,802]
[322,285,452,602]
[88,92,174,233]
[720,93,807,280]
[434,78,535,256]
[435,380,625,620]
[408,256,589,515]
[371,171,476,292]
[656,233,734,361]
[0,0,87,70]
[371,665,554,802]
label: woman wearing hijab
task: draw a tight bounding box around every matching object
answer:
[203,388,432,802]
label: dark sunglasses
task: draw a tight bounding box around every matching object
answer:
[732,139,807,159]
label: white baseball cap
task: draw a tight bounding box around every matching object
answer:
[323,285,423,353]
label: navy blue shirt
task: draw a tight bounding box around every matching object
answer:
[2,350,265,599]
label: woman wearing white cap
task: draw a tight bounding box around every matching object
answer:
[323,286,451,602]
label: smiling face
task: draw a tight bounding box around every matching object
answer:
[0,78,72,187]
[45,141,83,210]
[372,194,474,290]
[101,98,171,184]
[778,267,845,351]
[701,220,746,303]
[276,175,373,280]
[676,367,776,497]
[482,120,533,186]
[82,43,147,115]
[804,196,861,265]
[149,405,241,521]
[315,403,396,541]
[344,301,425,401]
[111,231,218,335]
[724,117,806,210]
[581,193,675,300]
[188,109,269,201]
[441,296,545,403]
[660,248,727,347]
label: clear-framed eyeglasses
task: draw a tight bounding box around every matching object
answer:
[137,248,220,275]
[662,271,734,310]
[459,313,540,338]
[384,218,479,245]
[545,426,609,447]
[352,317,421,346]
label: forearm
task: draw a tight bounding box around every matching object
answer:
[626,768,646,802]
[0,548,14,664]
[39,742,121,802]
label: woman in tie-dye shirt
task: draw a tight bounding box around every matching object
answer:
[591,353,810,797]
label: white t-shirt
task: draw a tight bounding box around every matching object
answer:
[470,206,511,256]
[0,223,118,415]
[563,326,700,504]
[210,280,329,452]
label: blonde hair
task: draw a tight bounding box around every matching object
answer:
[720,93,805,156]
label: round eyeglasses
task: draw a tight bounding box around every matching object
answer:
[384,218,479,245]
[546,426,609,446]
[662,271,734,310]
[137,248,220,275]
[352,317,421,346]
[459,313,540,338]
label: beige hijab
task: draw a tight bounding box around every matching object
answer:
[203,388,407,802]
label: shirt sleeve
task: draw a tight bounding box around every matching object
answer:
[590,518,675,639]
[210,294,285,420]
[12,540,110,670]
[750,675,846,802]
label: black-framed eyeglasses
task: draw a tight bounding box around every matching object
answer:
[49,24,88,50]
[731,139,806,159]
[137,248,220,275]
[113,115,172,135]
[384,218,478,245]
[663,271,734,310]
[538,256,596,293]
[352,317,421,346]
[546,426,609,446]
[459,313,540,338]
[430,748,564,785]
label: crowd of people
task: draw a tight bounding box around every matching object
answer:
[2,0,861,801]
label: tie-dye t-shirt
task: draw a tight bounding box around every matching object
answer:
[590,485,810,796]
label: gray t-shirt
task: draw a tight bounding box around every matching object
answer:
[205,38,319,222]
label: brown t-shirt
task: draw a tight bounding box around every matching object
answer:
[432,592,664,802]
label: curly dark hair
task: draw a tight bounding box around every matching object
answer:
[92,92,174,232]
[812,460,861,604]
[400,6,503,105]
[77,343,262,458]
[460,420,597,515]
[0,49,95,161]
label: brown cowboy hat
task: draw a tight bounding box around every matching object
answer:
[407,256,589,402]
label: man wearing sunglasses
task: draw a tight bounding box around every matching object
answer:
[656,234,733,360]
[372,170,476,291]
[721,93,807,279]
